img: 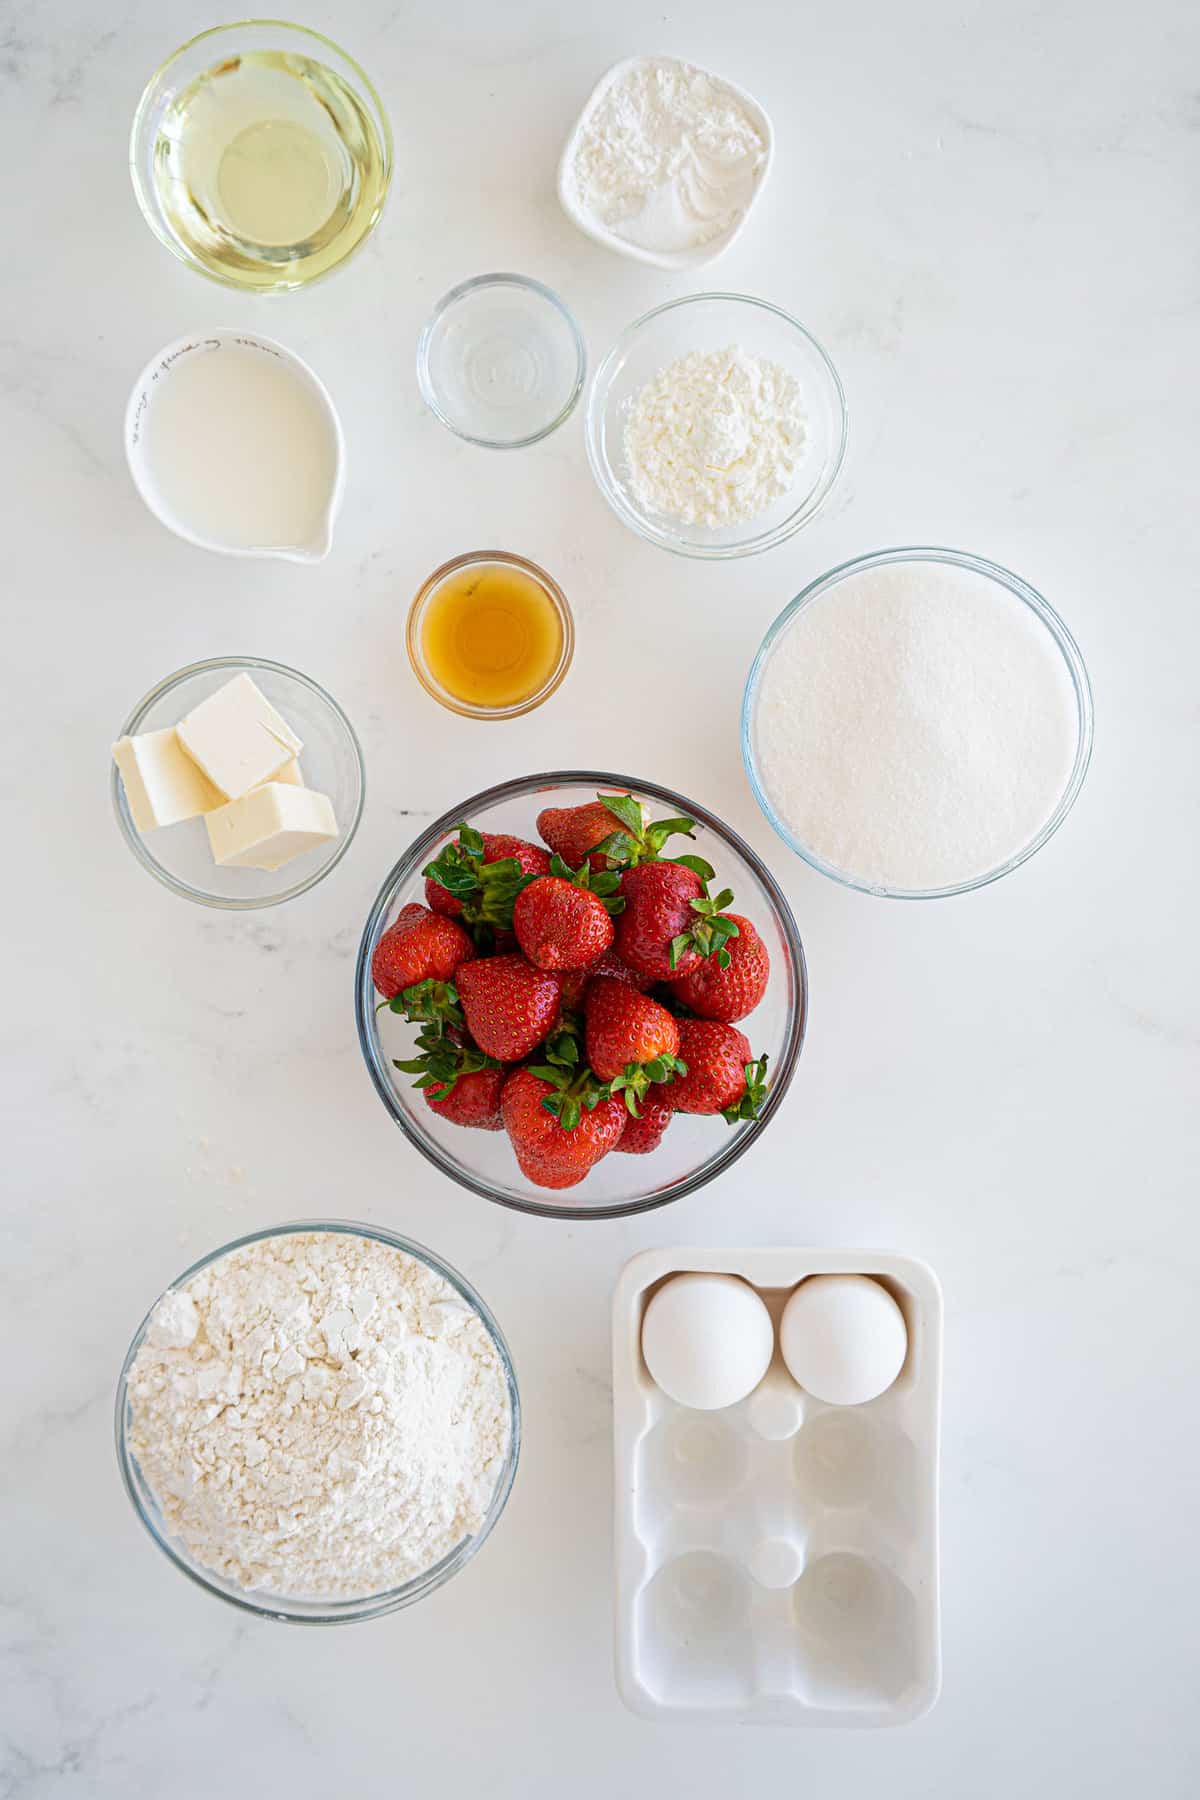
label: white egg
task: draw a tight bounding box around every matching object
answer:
[779,1274,908,1406]
[641,1273,774,1411]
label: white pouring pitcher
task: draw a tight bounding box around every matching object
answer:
[125,330,345,564]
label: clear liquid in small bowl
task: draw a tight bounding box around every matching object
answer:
[153,49,388,289]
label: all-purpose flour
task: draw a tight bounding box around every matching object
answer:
[127,1231,511,1598]
[751,560,1080,891]
[623,346,806,528]
[569,58,767,255]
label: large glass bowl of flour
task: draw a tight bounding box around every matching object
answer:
[115,1222,520,1623]
[586,294,848,559]
[741,547,1094,899]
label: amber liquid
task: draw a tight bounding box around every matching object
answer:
[420,562,563,710]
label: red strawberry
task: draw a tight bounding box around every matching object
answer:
[424,1066,505,1130]
[536,792,696,871]
[455,955,562,1061]
[501,1067,626,1189]
[536,797,643,871]
[558,949,650,1014]
[614,863,703,980]
[615,862,741,982]
[585,977,682,1089]
[371,903,474,1000]
[512,875,615,972]
[394,1028,504,1129]
[671,1019,769,1120]
[668,914,770,1023]
[614,1094,674,1154]
[423,827,550,929]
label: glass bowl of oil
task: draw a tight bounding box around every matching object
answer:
[130,22,392,292]
[407,551,575,720]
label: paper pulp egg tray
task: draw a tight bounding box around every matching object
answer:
[612,1247,942,1726]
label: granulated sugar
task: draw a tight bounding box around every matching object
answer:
[750,559,1080,892]
[127,1231,512,1599]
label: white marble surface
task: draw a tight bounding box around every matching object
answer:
[3,1,1198,1793]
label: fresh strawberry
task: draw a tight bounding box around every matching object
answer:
[584,977,686,1113]
[558,948,651,1014]
[455,955,562,1062]
[614,1094,674,1154]
[423,826,550,933]
[500,1066,626,1189]
[393,1027,504,1129]
[668,914,770,1023]
[424,1067,505,1129]
[371,903,474,1000]
[536,791,696,872]
[511,856,622,972]
[537,797,643,871]
[615,860,742,982]
[671,1019,769,1121]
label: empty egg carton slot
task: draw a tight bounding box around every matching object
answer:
[613,1247,942,1726]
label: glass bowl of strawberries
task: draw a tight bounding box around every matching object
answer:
[354,772,807,1220]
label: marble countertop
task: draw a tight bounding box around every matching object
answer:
[4,1,1197,1794]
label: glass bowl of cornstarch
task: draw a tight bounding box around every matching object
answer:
[742,547,1094,899]
[586,293,848,559]
[116,1221,520,1622]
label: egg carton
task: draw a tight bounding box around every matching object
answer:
[612,1248,942,1726]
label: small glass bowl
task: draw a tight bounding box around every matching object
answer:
[130,21,392,293]
[112,656,364,909]
[406,550,575,720]
[355,771,808,1222]
[115,1220,521,1624]
[586,294,848,559]
[741,547,1095,899]
[417,275,586,448]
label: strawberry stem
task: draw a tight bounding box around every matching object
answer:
[722,1054,769,1124]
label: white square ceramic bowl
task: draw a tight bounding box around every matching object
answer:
[557,58,774,272]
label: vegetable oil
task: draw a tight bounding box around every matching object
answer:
[152,49,388,290]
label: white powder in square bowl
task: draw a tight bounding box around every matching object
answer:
[750,559,1082,893]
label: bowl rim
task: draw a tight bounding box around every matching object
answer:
[111,654,366,910]
[555,56,775,272]
[128,18,394,293]
[415,272,587,449]
[354,769,808,1221]
[585,293,849,560]
[115,1218,522,1624]
[741,545,1096,899]
[405,549,576,719]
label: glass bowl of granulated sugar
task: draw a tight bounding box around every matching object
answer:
[742,547,1094,899]
[586,294,848,559]
[115,1222,520,1622]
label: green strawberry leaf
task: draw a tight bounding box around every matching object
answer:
[458,824,484,856]
[390,978,464,1031]
[600,793,646,839]
[722,1054,769,1124]
[671,854,715,884]
[682,895,740,963]
[545,854,625,915]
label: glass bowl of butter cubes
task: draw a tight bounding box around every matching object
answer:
[112,657,364,908]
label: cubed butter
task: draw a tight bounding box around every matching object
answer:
[205,782,338,872]
[269,758,304,787]
[175,674,303,800]
[112,729,224,832]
